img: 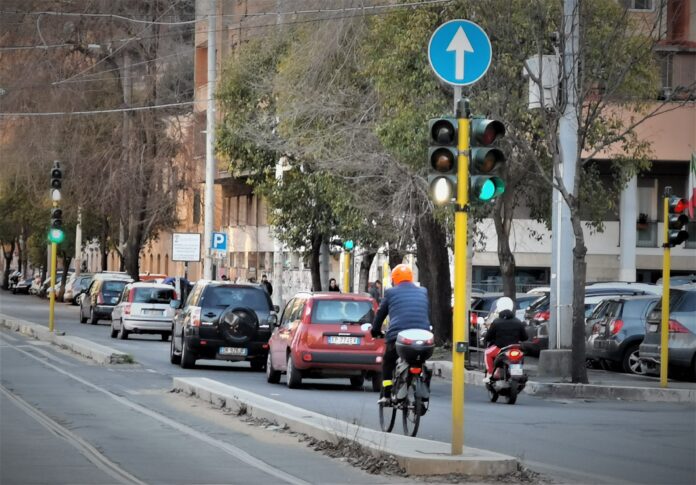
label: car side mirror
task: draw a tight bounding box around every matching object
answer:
[170,299,181,309]
[273,305,280,313]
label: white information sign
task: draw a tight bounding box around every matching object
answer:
[172,233,201,262]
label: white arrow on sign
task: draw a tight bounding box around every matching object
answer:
[446,26,474,81]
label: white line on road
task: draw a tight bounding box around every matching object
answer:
[0,384,146,485]
[18,345,76,367]
[0,332,20,343]
[6,343,310,485]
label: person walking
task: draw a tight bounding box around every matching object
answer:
[328,278,340,292]
[369,280,383,304]
[261,274,273,296]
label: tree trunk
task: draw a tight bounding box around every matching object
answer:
[493,193,517,299]
[414,212,452,345]
[570,208,589,384]
[387,248,404,269]
[358,251,376,293]
[309,234,323,291]
[2,240,15,289]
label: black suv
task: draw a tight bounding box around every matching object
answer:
[169,281,279,370]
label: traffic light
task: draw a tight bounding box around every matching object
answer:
[343,240,354,251]
[666,196,689,247]
[427,117,458,205]
[50,208,63,229]
[50,162,62,190]
[469,118,506,202]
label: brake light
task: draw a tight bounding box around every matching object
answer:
[123,303,131,315]
[190,306,201,327]
[534,311,550,321]
[128,289,134,303]
[401,337,413,345]
[470,312,478,326]
[609,319,624,336]
[508,349,523,362]
[303,353,312,362]
[409,367,422,375]
[668,319,689,333]
[97,293,104,304]
[262,343,269,350]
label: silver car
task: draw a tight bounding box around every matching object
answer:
[111,282,177,341]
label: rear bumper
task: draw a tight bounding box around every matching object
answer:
[294,350,383,372]
[185,336,268,360]
[94,306,115,318]
[123,317,172,332]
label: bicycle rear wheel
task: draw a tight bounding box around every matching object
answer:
[379,393,396,432]
[402,380,422,437]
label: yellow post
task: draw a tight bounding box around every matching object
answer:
[48,241,58,333]
[451,112,470,455]
[660,195,670,388]
[343,250,351,293]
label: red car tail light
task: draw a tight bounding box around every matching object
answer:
[123,303,131,315]
[303,353,312,362]
[409,367,422,375]
[190,306,202,327]
[262,343,269,350]
[534,310,550,322]
[609,319,624,335]
[668,319,689,333]
[400,337,414,345]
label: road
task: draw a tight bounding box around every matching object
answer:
[2,292,695,484]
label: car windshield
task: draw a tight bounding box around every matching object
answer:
[202,287,270,312]
[102,281,127,294]
[312,300,374,324]
[132,287,175,304]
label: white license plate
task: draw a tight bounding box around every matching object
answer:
[510,364,524,376]
[143,309,164,316]
[219,347,248,356]
[328,336,360,345]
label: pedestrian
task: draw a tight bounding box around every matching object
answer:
[221,274,229,281]
[328,278,340,292]
[261,274,273,295]
[369,280,383,304]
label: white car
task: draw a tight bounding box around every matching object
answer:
[110,282,177,341]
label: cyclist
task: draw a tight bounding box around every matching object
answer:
[371,264,430,403]
[483,296,527,382]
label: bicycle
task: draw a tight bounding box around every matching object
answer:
[377,329,434,437]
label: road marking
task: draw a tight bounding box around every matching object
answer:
[0,332,20,343]
[6,343,309,485]
[0,384,146,485]
[19,345,76,367]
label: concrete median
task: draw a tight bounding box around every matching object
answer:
[0,314,133,365]
[172,377,518,477]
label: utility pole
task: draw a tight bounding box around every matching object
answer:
[75,207,82,275]
[203,0,217,280]
[548,0,579,355]
[118,52,132,272]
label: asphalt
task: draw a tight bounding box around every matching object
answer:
[2,291,695,484]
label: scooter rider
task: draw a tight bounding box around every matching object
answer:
[371,264,430,403]
[483,297,527,382]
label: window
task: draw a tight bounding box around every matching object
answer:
[238,196,247,225]
[202,287,270,312]
[621,0,653,10]
[222,197,231,226]
[311,300,374,324]
[132,287,175,304]
[193,191,201,224]
[248,195,256,226]
[231,197,238,225]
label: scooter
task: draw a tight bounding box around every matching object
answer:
[485,344,527,405]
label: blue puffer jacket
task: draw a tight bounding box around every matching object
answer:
[372,282,431,342]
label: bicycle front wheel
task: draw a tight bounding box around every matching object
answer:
[402,380,422,437]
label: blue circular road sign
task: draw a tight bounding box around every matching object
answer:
[428,19,492,86]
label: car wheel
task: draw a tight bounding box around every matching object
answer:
[118,320,129,340]
[79,306,87,324]
[89,308,98,325]
[169,334,181,365]
[286,354,301,389]
[266,353,281,384]
[110,322,118,339]
[622,344,644,375]
[349,375,365,389]
[180,338,196,369]
[161,333,170,342]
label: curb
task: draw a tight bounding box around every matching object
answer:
[429,360,696,403]
[0,314,133,365]
[172,377,518,477]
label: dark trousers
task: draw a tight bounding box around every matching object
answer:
[382,341,398,383]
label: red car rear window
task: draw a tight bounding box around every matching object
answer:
[311,300,374,324]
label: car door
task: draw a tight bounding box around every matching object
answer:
[174,283,203,351]
[81,281,95,318]
[112,286,130,329]
[272,299,298,369]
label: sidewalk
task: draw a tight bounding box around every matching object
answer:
[173,377,518,477]
[429,357,696,403]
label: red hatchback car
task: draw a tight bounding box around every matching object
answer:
[266,292,385,391]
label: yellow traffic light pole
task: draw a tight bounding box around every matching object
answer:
[343,250,351,293]
[48,201,58,333]
[451,103,470,455]
[660,194,670,388]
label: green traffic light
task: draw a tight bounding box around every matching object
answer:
[48,228,65,244]
[343,240,354,251]
[472,176,505,201]
[478,179,496,201]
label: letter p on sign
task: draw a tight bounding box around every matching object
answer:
[212,232,227,251]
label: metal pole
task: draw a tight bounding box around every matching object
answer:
[203,0,217,280]
[48,240,58,332]
[451,99,470,455]
[660,191,671,388]
[75,207,82,275]
[343,251,351,293]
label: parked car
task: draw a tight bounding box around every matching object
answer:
[640,285,696,379]
[12,277,34,295]
[39,275,63,298]
[169,281,279,370]
[7,271,22,292]
[586,295,659,374]
[79,277,132,324]
[111,283,176,340]
[29,275,43,295]
[266,292,384,390]
[64,273,94,304]
[524,286,659,356]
